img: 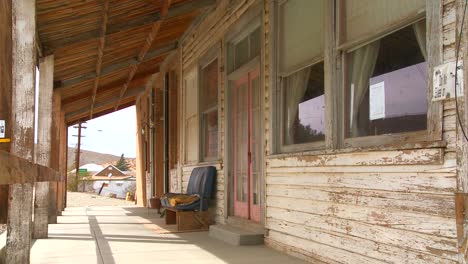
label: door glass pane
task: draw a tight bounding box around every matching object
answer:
[235,82,248,202]
[251,75,260,205]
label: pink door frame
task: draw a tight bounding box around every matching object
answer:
[233,67,261,222]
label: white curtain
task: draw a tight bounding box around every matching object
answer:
[413,20,427,60]
[350,41,381,137]
[285,67,311,145]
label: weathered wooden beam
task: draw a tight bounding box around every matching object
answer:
[115,0,172,110]
[33,55,54,239]
[0,151,63,185]
[66,86,145,120]
[42,0,214,54]
[90,0,110,120]
[54,42,175,90]
[67,100,136,126]
[7,0,36,261]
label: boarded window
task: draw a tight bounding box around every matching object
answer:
[346,20,427,138]
[184,69,198,163]
[200,59,218,160]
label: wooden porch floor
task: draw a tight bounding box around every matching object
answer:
[30,207,306,264]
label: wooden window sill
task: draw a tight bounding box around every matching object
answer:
[267,139,446,161]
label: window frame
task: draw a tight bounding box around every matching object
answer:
[198,48,220,162]
[337,0,443,149]
[183,66,199,165]
[274,0,334,154]
[271,0,443,154]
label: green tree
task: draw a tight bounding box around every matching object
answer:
[115,154,129,171]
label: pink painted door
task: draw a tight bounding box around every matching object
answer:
[233,68,261,222]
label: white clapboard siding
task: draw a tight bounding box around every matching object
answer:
[266,196,456,238]
[267,218,457,263]
[266,171,456,194]
[266,185,455,217]
[267,207,457,257]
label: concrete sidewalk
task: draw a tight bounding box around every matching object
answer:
[31,207,306,264]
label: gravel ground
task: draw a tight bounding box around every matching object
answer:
[67,192,135,207]
[0,224,5,235]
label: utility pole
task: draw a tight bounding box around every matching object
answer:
[72,122,86,192]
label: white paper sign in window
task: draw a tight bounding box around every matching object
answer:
[0,120,5,138]
[369,81,386,120]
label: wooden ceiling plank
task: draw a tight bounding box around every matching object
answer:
[55,42,175,90]
[114,0,172,110]
[41,0,214,54]
[61,70,155,107]
[90,0,110,119]
[66,86,145,120]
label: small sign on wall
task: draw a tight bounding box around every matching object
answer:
[0,120,5,138]
[433,61,464,101]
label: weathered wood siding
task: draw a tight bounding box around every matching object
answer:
[178,0,465,262]
[262,0,462,263]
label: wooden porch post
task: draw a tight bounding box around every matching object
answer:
[0,0,13,225]
[48,91,61,223]
[5,0,36,262]
[57,110,67,214]
[33,55,54,239]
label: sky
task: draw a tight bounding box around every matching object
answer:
[67,106,137,158]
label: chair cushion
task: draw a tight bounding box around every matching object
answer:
[162,193,200,207]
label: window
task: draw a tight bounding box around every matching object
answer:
[278,0,325,150]
[184,69,198,163]
[341,0,427,138]
[200,58,219,160]
[228,28,261,73]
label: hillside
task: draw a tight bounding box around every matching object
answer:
[67,147,136,171]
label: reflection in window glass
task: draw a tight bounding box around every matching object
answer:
[347,21,427,138]
[202,110,218,159]
[283,62,325,145]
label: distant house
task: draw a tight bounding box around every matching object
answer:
[91,165,136,199]
[93,164,126,178]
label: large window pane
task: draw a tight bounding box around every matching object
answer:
[283,62,325,145]
[279,0,324,75]
[347,22,427,138]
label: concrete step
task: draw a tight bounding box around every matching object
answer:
[209,224,264,246]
